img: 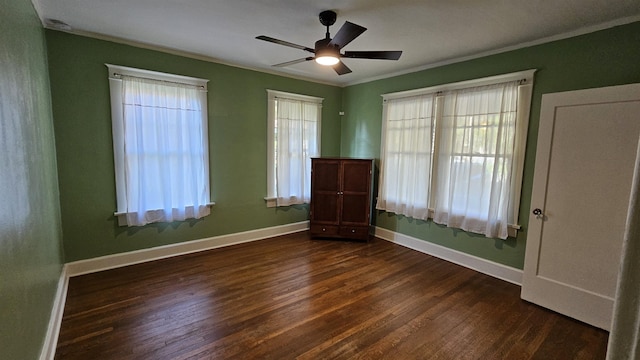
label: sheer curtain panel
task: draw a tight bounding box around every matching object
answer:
[432,81,519,239]
[109,66,211,226]
[275,97,320,206]
[377,94,436,219]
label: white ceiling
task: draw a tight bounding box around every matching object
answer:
[33,0,640,86]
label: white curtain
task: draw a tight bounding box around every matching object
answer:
[432,81,519,239]
[275,97,320,206]
[121,76,210,226]
[377,94,436,219]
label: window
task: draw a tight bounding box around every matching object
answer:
[265,90,322,207]
[107,64,212,226]
[377,70,535,239]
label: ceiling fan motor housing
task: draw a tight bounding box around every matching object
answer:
[315,38,339,56]
[319,10,337,27]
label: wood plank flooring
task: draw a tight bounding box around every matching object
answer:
[55,232,608,359]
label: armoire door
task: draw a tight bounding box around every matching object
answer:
[340,160,372,227]
[522,83,640,330]
[310,159,341,235]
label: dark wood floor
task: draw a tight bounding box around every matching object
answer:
[55,232,608,359]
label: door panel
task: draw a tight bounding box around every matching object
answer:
[311,159,341,225]
[522,83,640,330]
[537,103,638,295]
[311,193,340,223]
[312,161,340,192]
[341,194,369,224]
[341,160,372,226]
[342,160,371,192]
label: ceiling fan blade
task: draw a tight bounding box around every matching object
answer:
[256,35,315,53]
[273,57,314,67]
[328,21,366,49]
[333,60,352,75]
[343,51,402,60]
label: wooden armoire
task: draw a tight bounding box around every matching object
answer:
[309,158,373,241]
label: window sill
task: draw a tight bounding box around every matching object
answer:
[264,197,310,208]
[264,197,277,208]
[507,224,520,238]
[114,202,216,226]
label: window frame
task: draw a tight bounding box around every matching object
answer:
[106,64,213,226]
[379,69,536,237]
[265,89,323,208]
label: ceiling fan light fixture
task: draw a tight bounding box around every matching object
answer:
[315,55,340,66]
[315,45,340,66]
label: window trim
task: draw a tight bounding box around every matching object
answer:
[265,89,323,208]
[106,64,214,226]
[380,69,536,238]
[382,70,536,100]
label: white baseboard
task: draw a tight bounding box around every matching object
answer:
[66,221,310,277]
[374,226,523,285]
[39,266,69,360]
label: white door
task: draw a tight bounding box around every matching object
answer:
[522,83,640,330]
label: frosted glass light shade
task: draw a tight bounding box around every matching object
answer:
[315,56,339,66]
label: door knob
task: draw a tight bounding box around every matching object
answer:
[532,208,544,219]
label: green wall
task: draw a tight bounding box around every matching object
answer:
[0,0,64,358]
[46,31,343,261]
[46,21,640,268]
[341,21,640,269]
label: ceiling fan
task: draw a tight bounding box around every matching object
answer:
[256,10,402,75]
